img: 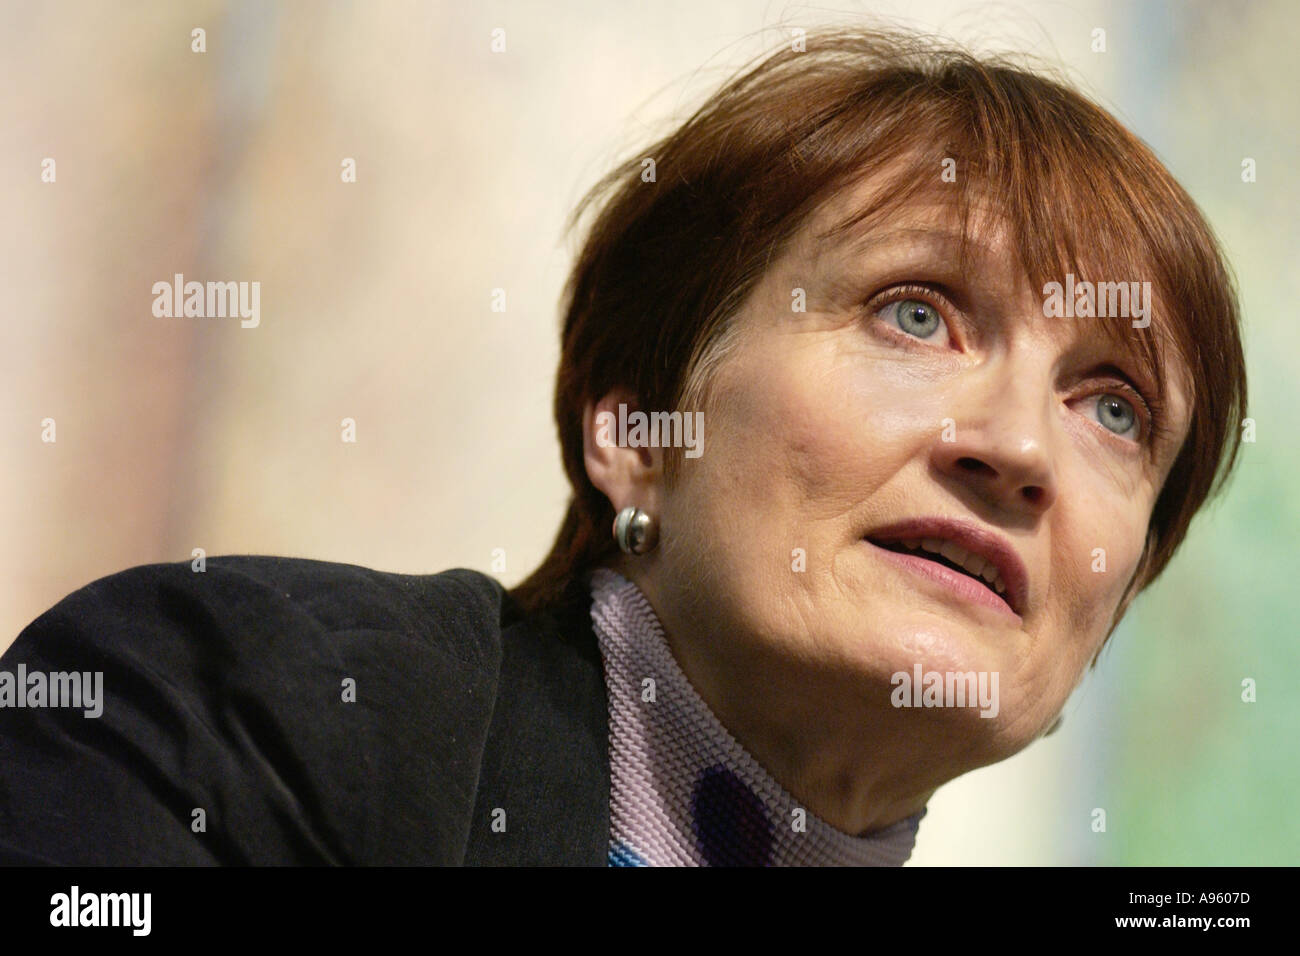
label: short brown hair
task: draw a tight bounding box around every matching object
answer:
[510,27,1247,639]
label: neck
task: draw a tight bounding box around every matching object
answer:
[616,566,953,837]
[665,622,943,834]
[590,568,930,864]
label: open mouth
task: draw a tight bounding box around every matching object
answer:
[866,535,1020,617]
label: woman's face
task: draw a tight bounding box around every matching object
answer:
[611,178,1193,804]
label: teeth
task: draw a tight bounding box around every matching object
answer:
[938,540,965,564]
[914,537,1005,595]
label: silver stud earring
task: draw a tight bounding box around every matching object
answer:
[613,506,658,555]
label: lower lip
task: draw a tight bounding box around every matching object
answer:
[865,540,1021,622]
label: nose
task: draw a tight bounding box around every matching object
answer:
[930,374,1059,517]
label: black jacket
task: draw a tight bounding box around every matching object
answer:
[0,555,611,865]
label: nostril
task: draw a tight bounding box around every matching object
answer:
[1021,486,1045,506]
[956,456,994,477]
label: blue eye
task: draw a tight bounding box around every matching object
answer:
[886,298,944,339]
[1094,393,1138,438]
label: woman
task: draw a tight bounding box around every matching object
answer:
[0,28,1246,866]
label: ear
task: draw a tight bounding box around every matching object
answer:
[582,388,664,518]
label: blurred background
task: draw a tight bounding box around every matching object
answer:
[2,0,1295,865]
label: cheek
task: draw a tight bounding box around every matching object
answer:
[1049,485,1151,648]
[662,336,967,648]
[659,340,903,633]
[713,335,947,514]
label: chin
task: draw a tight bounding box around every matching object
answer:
[848,600,1040,741]
[850,588,1013,671]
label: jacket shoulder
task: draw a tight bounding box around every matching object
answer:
[0,555,511,864]
[30,554,508,659]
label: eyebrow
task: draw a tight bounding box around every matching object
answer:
[813,219,1011,284]
[816,222,967,253]
[811,220,1010,313]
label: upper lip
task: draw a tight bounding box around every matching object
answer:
[865,516,1029,617]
